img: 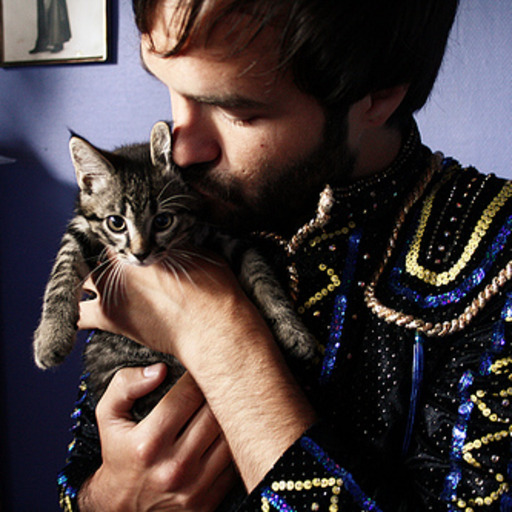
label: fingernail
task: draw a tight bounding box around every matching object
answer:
[143,363,162,378]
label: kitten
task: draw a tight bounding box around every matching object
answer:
[33,121,316,419]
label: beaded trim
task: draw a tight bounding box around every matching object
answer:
[442,370,475,506]
[261,488,297,511]
[389,213,512,309]
[332,123,420,199]
[301,436,383,511]
[365,154,512,337]
[442,294,512,510]
[405,180,512,286]
[319,229,362,384]
[260,184,335,257]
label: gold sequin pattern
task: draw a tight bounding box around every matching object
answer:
[59,494,73,512]
[295,223,355,315]
[365,155,512,337]
[454,357,512,509]
[406,180,512,286]
[261,477,344,512]
[453,475,509,511]
[299,263,342,314]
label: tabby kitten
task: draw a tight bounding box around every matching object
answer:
[34,121,315,419]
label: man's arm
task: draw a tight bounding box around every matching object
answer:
[78,254,317,492]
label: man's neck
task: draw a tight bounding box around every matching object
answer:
[352,124,404,181]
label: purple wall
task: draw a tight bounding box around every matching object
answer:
[416,2,512,176]
[0,2,511,510]
[0,3,169,510]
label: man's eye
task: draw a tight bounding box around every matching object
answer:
[229,117,256,126]
[220,109,258,126]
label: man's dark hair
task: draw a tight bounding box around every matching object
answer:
[133,0,459,126]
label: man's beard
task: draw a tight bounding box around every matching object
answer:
[181,110,355,236]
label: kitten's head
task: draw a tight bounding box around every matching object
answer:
[69,121,199,265]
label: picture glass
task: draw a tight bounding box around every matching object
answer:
[1,0,107,65]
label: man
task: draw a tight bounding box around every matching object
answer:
[58,0,512,510]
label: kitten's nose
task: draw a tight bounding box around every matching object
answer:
[134,251,150,263]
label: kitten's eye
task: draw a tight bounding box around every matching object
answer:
[153,212,174,231]
[106,215,126,232]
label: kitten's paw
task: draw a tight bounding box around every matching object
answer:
[275,322,318,361]
[33,321,77,369]
[290,330,318,360]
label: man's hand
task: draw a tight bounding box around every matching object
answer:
[79,252,317,491]
[78,365,236,511]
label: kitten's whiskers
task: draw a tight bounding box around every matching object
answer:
[102,257,128,311]
[160,256,187,295]
[157,181,195,210]
[178,248,222,267]
[76,251,111,294]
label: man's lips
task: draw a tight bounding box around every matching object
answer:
[190,183,217,204]
[189,183,235,221]
[190,180,233,207]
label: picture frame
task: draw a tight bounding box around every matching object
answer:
[1,0,108,66]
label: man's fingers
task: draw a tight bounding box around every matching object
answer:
[95,367,237,507]
[200,433,235,485]
[191,436,239,510]
[82,276,99,296]
[140,371,206,440]
[203,461,239,510]
[78,299,101,330]
[78,276,104,330]
[97,364,168,423]
[172,397,225,459]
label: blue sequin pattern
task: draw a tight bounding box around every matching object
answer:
[442,370,475,506]
[442,294,512,508]
[301,436,383,511]
[389,214,512,309]
[261,488,298,512]
[58,333,95,511]
[319,229,361,384]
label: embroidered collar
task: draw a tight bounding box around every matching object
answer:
[259,120,426,256]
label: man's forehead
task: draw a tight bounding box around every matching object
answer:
[140,42,286,104]
[144,0,282,63]
[143,0,183,53]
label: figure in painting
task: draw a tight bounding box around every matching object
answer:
[29,0,71,54]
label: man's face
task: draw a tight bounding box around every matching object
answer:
[141,6,354,234]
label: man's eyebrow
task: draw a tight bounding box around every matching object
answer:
[139,47,268,111]
[185,93,268,110]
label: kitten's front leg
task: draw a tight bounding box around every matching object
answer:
[238,248,317,361]
[33,228,92,369]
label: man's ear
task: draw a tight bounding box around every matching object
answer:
[360,84,409,127]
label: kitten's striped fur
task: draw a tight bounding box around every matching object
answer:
[33,121,315,419]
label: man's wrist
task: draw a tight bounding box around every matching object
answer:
[180,311,317,491]
[77,468,119,512]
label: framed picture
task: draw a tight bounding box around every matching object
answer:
[1,0,108,66]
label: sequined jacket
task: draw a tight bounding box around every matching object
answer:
[58,126,512,511]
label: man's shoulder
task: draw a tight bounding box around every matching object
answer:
[365,156,512,338]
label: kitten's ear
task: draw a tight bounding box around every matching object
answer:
[69,136,114,193]
[150,121,172,174]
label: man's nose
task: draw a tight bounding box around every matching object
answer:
[170,95,221,168]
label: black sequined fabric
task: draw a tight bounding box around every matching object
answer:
[58,124,512,511]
